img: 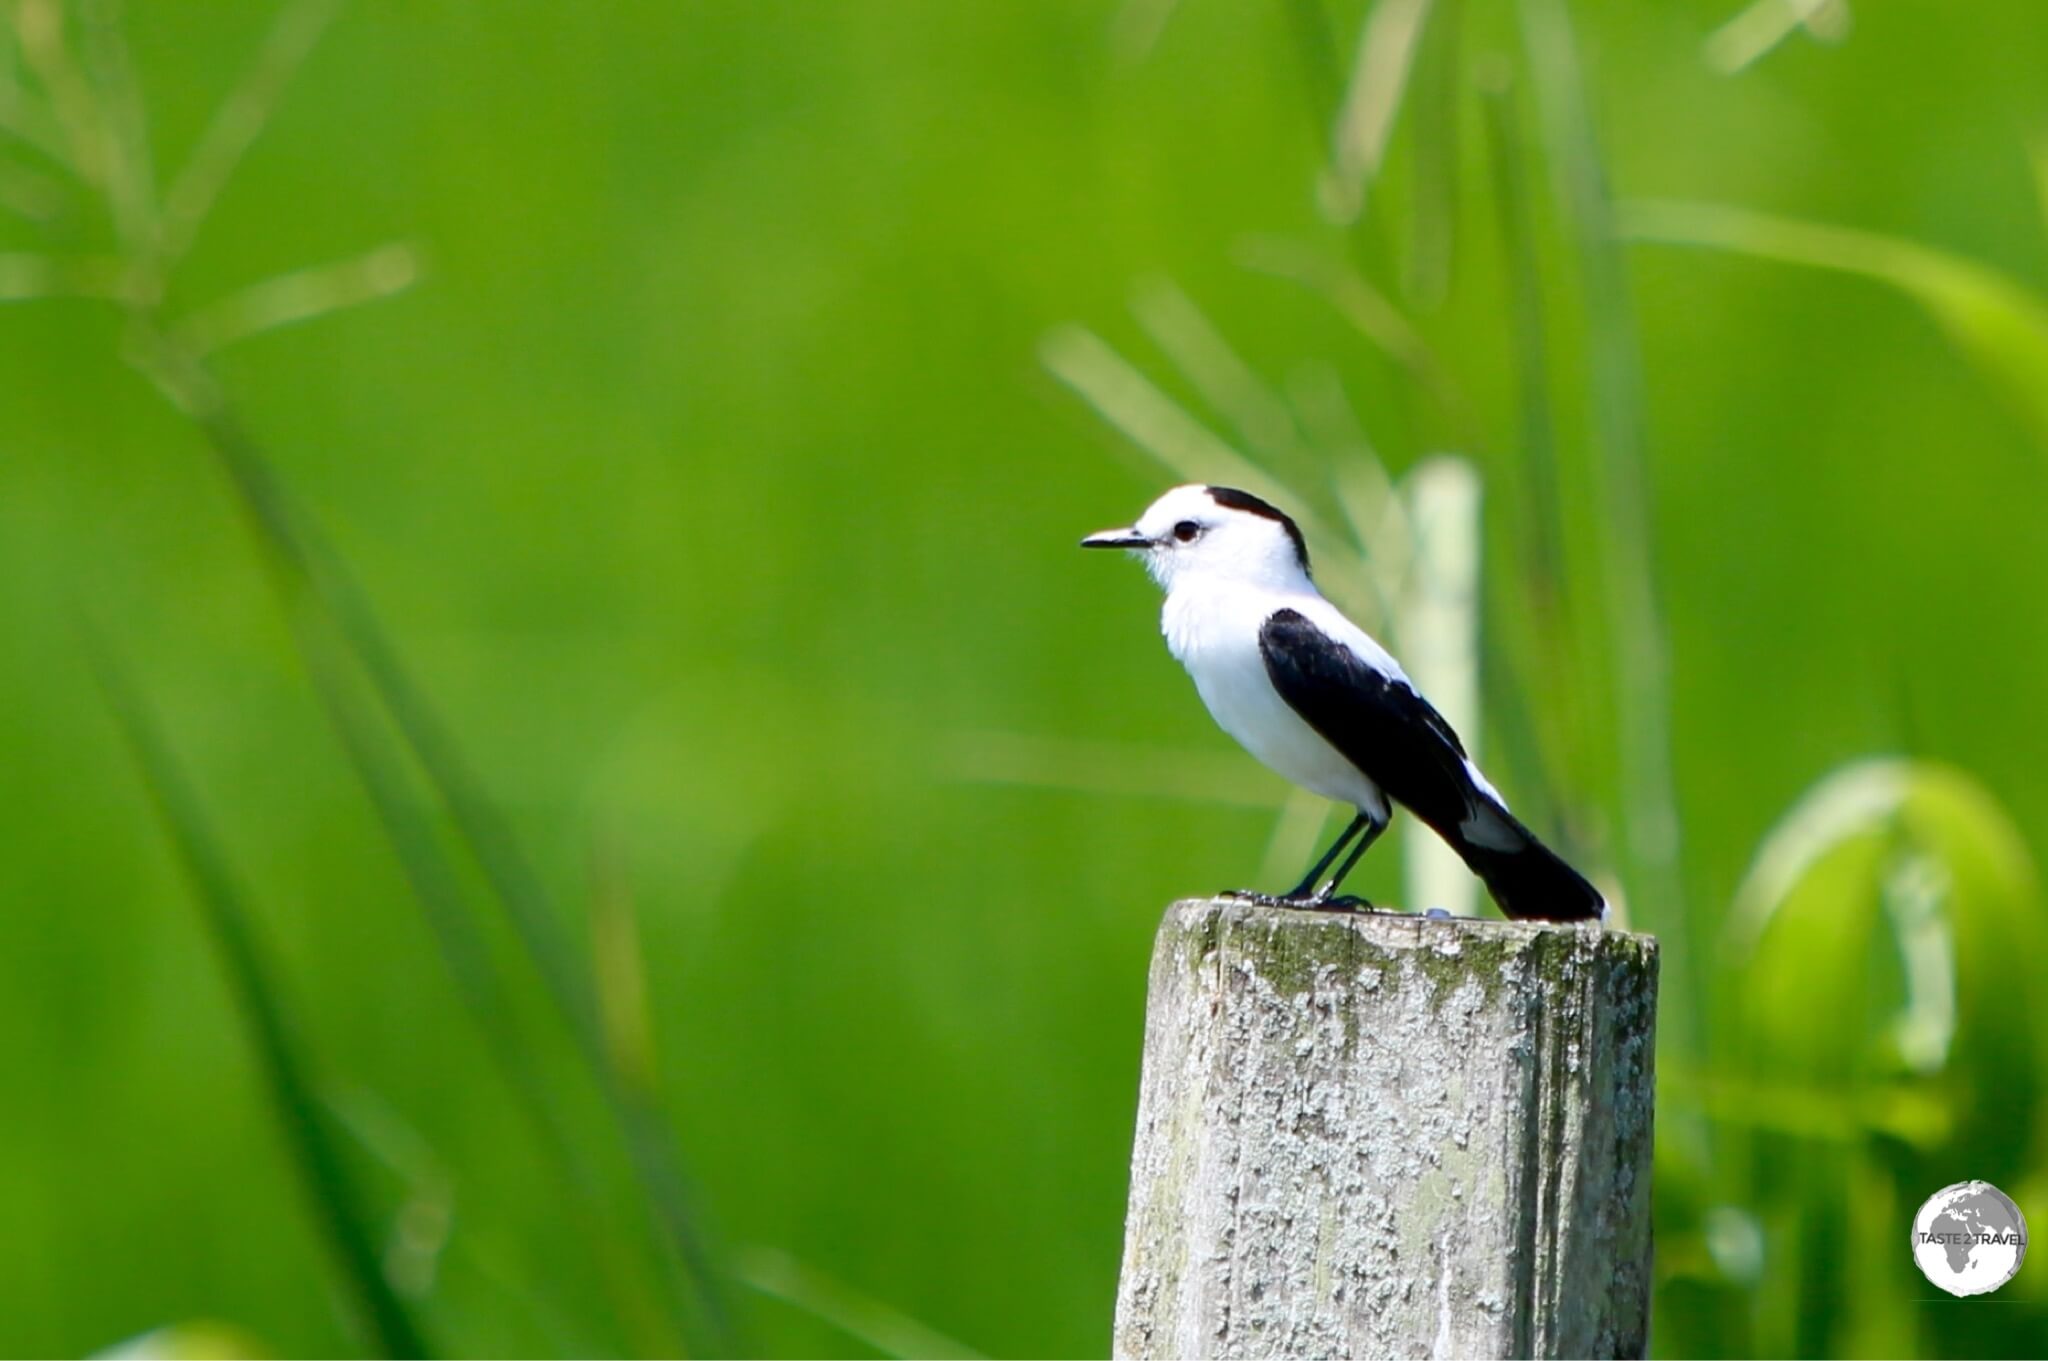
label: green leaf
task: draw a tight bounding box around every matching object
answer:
[1623,200,2048,450]
[1726,758,2048,1172]
[1323,0,1434,223]
[184,405,737,1357]
[93,1321,275,1361]
[90,639,431,1360]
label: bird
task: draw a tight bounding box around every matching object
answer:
[1081,483,1604,922]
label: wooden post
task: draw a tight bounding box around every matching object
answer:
[1113,899,1658,1360]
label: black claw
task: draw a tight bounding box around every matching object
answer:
[1223,889,1452,920]
[1220,888,1337,910]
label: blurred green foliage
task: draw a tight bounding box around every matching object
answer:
[4,1,2048,1357]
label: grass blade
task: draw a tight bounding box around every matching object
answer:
[1297,369,1404,636]
[161,0,343,264]
[88,636,430,1360]
[1109,0,1185,64]
[1041,322,1298,498]
[1659,1066,1949,1148]
[0,250,139,301]
[1041,321,1387,625]
[944,729,1290,808]
[1403,0,1461,307]
[0,52,73,168]
[295,619,552,1131]
[2030,133,2048,237]
[295,613,688,1357]
[1703,0,1851,75]
[1278,0,1346,147]
[736,1247,986,1361]
[1235,235,1478,439]
[1129,276,1318,488]
[1475,62,1583,830]
[1476,67,1564,611]
[588,838,660,1114]
[324,1089,456,1301]
[1256,787,1344,889]
[126,357,737,1355]
[1621,198,2048,451]
[1520,0,1692,1029]
[14,5,727,1350]
[13,0,113,191]
[1323,0,1435,224]
[74,0,158,260]
[174,242,422,354]
[289,509,736,1356]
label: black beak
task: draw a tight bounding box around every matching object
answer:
[1080,528,1153,550]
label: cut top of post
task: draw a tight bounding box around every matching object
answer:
[1114,898,1659,1360]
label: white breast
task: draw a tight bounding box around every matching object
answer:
[1161,584,1389,817]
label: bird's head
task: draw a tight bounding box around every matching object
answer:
[1081,484,1311,591]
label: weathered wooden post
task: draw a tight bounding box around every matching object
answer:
[1114,898,1658,1360]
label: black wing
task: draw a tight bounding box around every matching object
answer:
[1258,607,1604,921]
[1257,607,1483,840]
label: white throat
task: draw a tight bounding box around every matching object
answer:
[1159,561,1319,664]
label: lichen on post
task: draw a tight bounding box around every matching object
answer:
[1113,898,1658,1360]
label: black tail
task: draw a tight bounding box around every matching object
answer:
[1452,806,1605,922]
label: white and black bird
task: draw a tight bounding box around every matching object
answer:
[1082,483,1603,922]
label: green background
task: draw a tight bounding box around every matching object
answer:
[4,0,2046,1356]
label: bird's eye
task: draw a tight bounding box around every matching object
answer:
[1173,520,1201,543]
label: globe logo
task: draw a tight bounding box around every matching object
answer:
[1911,1181,2028,1297]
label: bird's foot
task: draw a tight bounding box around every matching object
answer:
[1221,887,1376,913]
[1220,889,1457,920]
[1218,888,1295,908]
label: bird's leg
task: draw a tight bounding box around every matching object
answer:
[1221,812,1368,906]
[1306,814,1386,908]
[1281,812,1369,900]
